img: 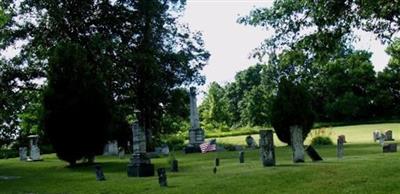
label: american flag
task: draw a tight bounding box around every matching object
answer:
[200,139,217,153]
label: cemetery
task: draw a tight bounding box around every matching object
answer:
[2,0,400,193]
[1,123,400,193]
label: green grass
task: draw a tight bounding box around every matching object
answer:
[1,123,400,194]
[215,123,400,146]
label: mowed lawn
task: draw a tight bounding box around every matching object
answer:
[1,123,400,194]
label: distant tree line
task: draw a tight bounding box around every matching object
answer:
[200,43,400,130]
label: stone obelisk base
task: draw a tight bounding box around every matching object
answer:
[184,128,205,154]
[127,153,154,177]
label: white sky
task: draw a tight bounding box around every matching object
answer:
[182,0,390,99]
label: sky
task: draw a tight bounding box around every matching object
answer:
[181,0,390,99]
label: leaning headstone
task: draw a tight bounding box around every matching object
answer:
[290,126,305,163]
[27,135,41,161]
[259,130,275,166]
[384,130,394,141]
[157,168,168,187]
[184,87,205,153]
[127,121,154,177]
[245,135,256,148]
[95,165,106,181]
[337,136,344,159]
[171,159,178,172]
[19,147,27,161]
[373,130,381,142]
[239,151,244,163]
[305,145,323,161]
[383,143,397,153]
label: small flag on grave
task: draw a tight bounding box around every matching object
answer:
[200,139,217,153]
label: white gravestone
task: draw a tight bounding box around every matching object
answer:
[28,135,41,161]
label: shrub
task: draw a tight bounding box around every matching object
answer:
[271,78,315,144]
[311,136,334,146]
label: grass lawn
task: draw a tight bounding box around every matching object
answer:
[216,123,400,146]
[1,123,400,194]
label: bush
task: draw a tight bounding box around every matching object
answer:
[271,78,315,144]
[0,149,18,159]
[311,136,334,146]
[163,135,185,151]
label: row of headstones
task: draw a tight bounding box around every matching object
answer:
[373,130,397,152]
[259,129,347,166]
[19,135,41,162]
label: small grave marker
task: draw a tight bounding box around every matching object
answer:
[383,143,397,153]
[305,145,323,161]
[157,168,167,187]
[239,151,244,163]
[95,165,106,181]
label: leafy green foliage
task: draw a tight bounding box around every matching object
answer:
[310,136,334,146]
[271,78,315,144]
[42,42,111,165]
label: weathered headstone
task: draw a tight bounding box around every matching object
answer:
[157,168,168,187]
[171,159,178,172]
[127,121,154,177]
[245,135,256,148]
[118,147,125,159]
[337,136,344,159]
[104,140,118,156]
[19,147,27,161]
[213,167,217,174]
[239,151,244,163]
[305,145,323,161]
[290,126,305,163]
[27,135,41,161]
[338,135,346,143]
[184,87,205,153]
[384,130,394,141]
[379,133,385,146]
[95,165,106,181]
[215,158,220,166]
[383,143,397,153]
[161,145,170,156]
[259,130,275,166]
[373,130,381,142]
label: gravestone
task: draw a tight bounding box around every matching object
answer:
[103,140,118,156]
[245,135,256,148]
[161,145,170,156]
[171,159,178,172]
[157,168,168,187]
[290,126,305,163]
[95,165,106,181]
[259,130,275,166]
[118,147,125,159]
[383,143,397,153]
[338,135,346,143]
[127,121,154,177]
[379,133,385,146]
[239,151,244,163]
[305,145,323,161]
[373,130,381,142]
[184,87,205,153]
[384,130,394,141]
[337,136,344,159]
[215,158,220,166]
[27,135,41,161]
[19,147,27,161]
[213,167,217,174]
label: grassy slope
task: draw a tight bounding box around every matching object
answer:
[216,123,400,146]
[1,123,400,194]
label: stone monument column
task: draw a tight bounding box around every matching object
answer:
[290,126,305,163]
[185,87,205,153]
[127,121,154,177]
